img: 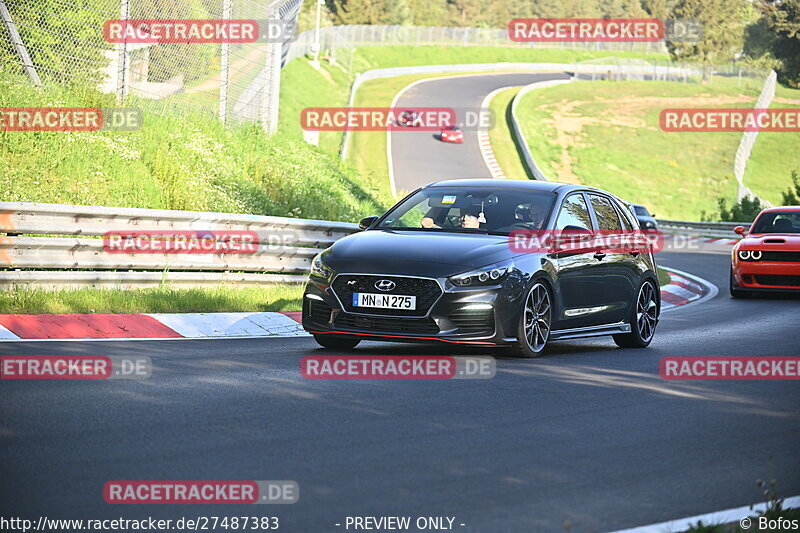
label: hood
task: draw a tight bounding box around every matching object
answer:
[325,229,516,277]
[738,233,800,251]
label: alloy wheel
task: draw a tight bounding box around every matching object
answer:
[636,282,658,342]
[523,282,552,353]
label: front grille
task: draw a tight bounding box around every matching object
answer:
[307,299,332,325]
[331,275,442,317]
[754,275,800,287]
[760,251,800,262]
[334,314,439,334]
[449,308,495,336]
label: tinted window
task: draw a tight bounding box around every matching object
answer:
[634,205,650,216]
[751,212,800,234]
[589,194,622,231]
[377,187,557,235]
[556,194,592,231]
[616,203,634,231]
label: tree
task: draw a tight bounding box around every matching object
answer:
[328,0,411,25]
[668,0,748,81]
[717,195,766,222]
[782,170,800,205]
[759,0,800,86]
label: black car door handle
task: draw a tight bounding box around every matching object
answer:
[593,252,607,260]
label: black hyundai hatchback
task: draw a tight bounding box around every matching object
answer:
[302,180,660,357]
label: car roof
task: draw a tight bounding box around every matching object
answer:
[760,206,800,213]
[426,179,612,196]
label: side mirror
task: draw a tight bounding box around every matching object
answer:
[734,225,746,236]
[359,216,379,230]
[651,213,656,217]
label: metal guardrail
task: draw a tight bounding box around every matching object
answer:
[656,219,747,239]
[0,203,746,290]
[0,202,359,289]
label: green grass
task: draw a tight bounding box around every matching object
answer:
[511,79,780,220]
[0,284,304,314]
[0,75,389,222]
[657,267,671,287]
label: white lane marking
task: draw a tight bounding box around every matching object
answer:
[660,266,719,313]
[607,495,800,533]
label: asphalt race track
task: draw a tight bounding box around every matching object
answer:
[2,73,799,533]
[390,72,570,192]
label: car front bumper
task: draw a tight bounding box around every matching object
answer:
[732,260,800,292]
[301,273,525,346]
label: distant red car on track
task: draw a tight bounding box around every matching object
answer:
[730,206,800,297]
[397,110,420,127]
[440,124,463,143]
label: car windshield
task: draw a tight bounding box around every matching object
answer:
[750,211,800,234]
[634,205,650,216]
[376,187,557,235]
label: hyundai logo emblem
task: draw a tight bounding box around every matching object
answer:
[375,279,396,292]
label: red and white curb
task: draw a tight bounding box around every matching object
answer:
[660,267,717,311]
[0,312,308,342]
[0,269,715,341]
[478,86,516,180]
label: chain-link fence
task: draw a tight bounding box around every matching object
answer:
[571,56,769,84]
[284,24,668,65]
[0,0,301,130]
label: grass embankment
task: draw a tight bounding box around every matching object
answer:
[0,285,304,314]
[503,77,799,219]
[0,77,389,221]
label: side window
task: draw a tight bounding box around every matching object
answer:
[556,194,592,231]
[589,194,622,231]
[616,203,634,230]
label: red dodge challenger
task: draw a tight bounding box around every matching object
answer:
[730,206,800,297]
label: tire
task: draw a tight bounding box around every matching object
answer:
[312,334,361,350]
[613,279,658,348]
[729,267,750,299]
[511,280,553,358]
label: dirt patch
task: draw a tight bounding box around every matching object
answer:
[536,94,754,183]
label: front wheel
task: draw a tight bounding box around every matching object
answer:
[613,280,658,348]
[313,334,361,350]
[511,281,552,358]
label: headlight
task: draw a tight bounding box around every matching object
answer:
[450,260,513,287]
[738,250,761,261]
[310,253,334,279]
